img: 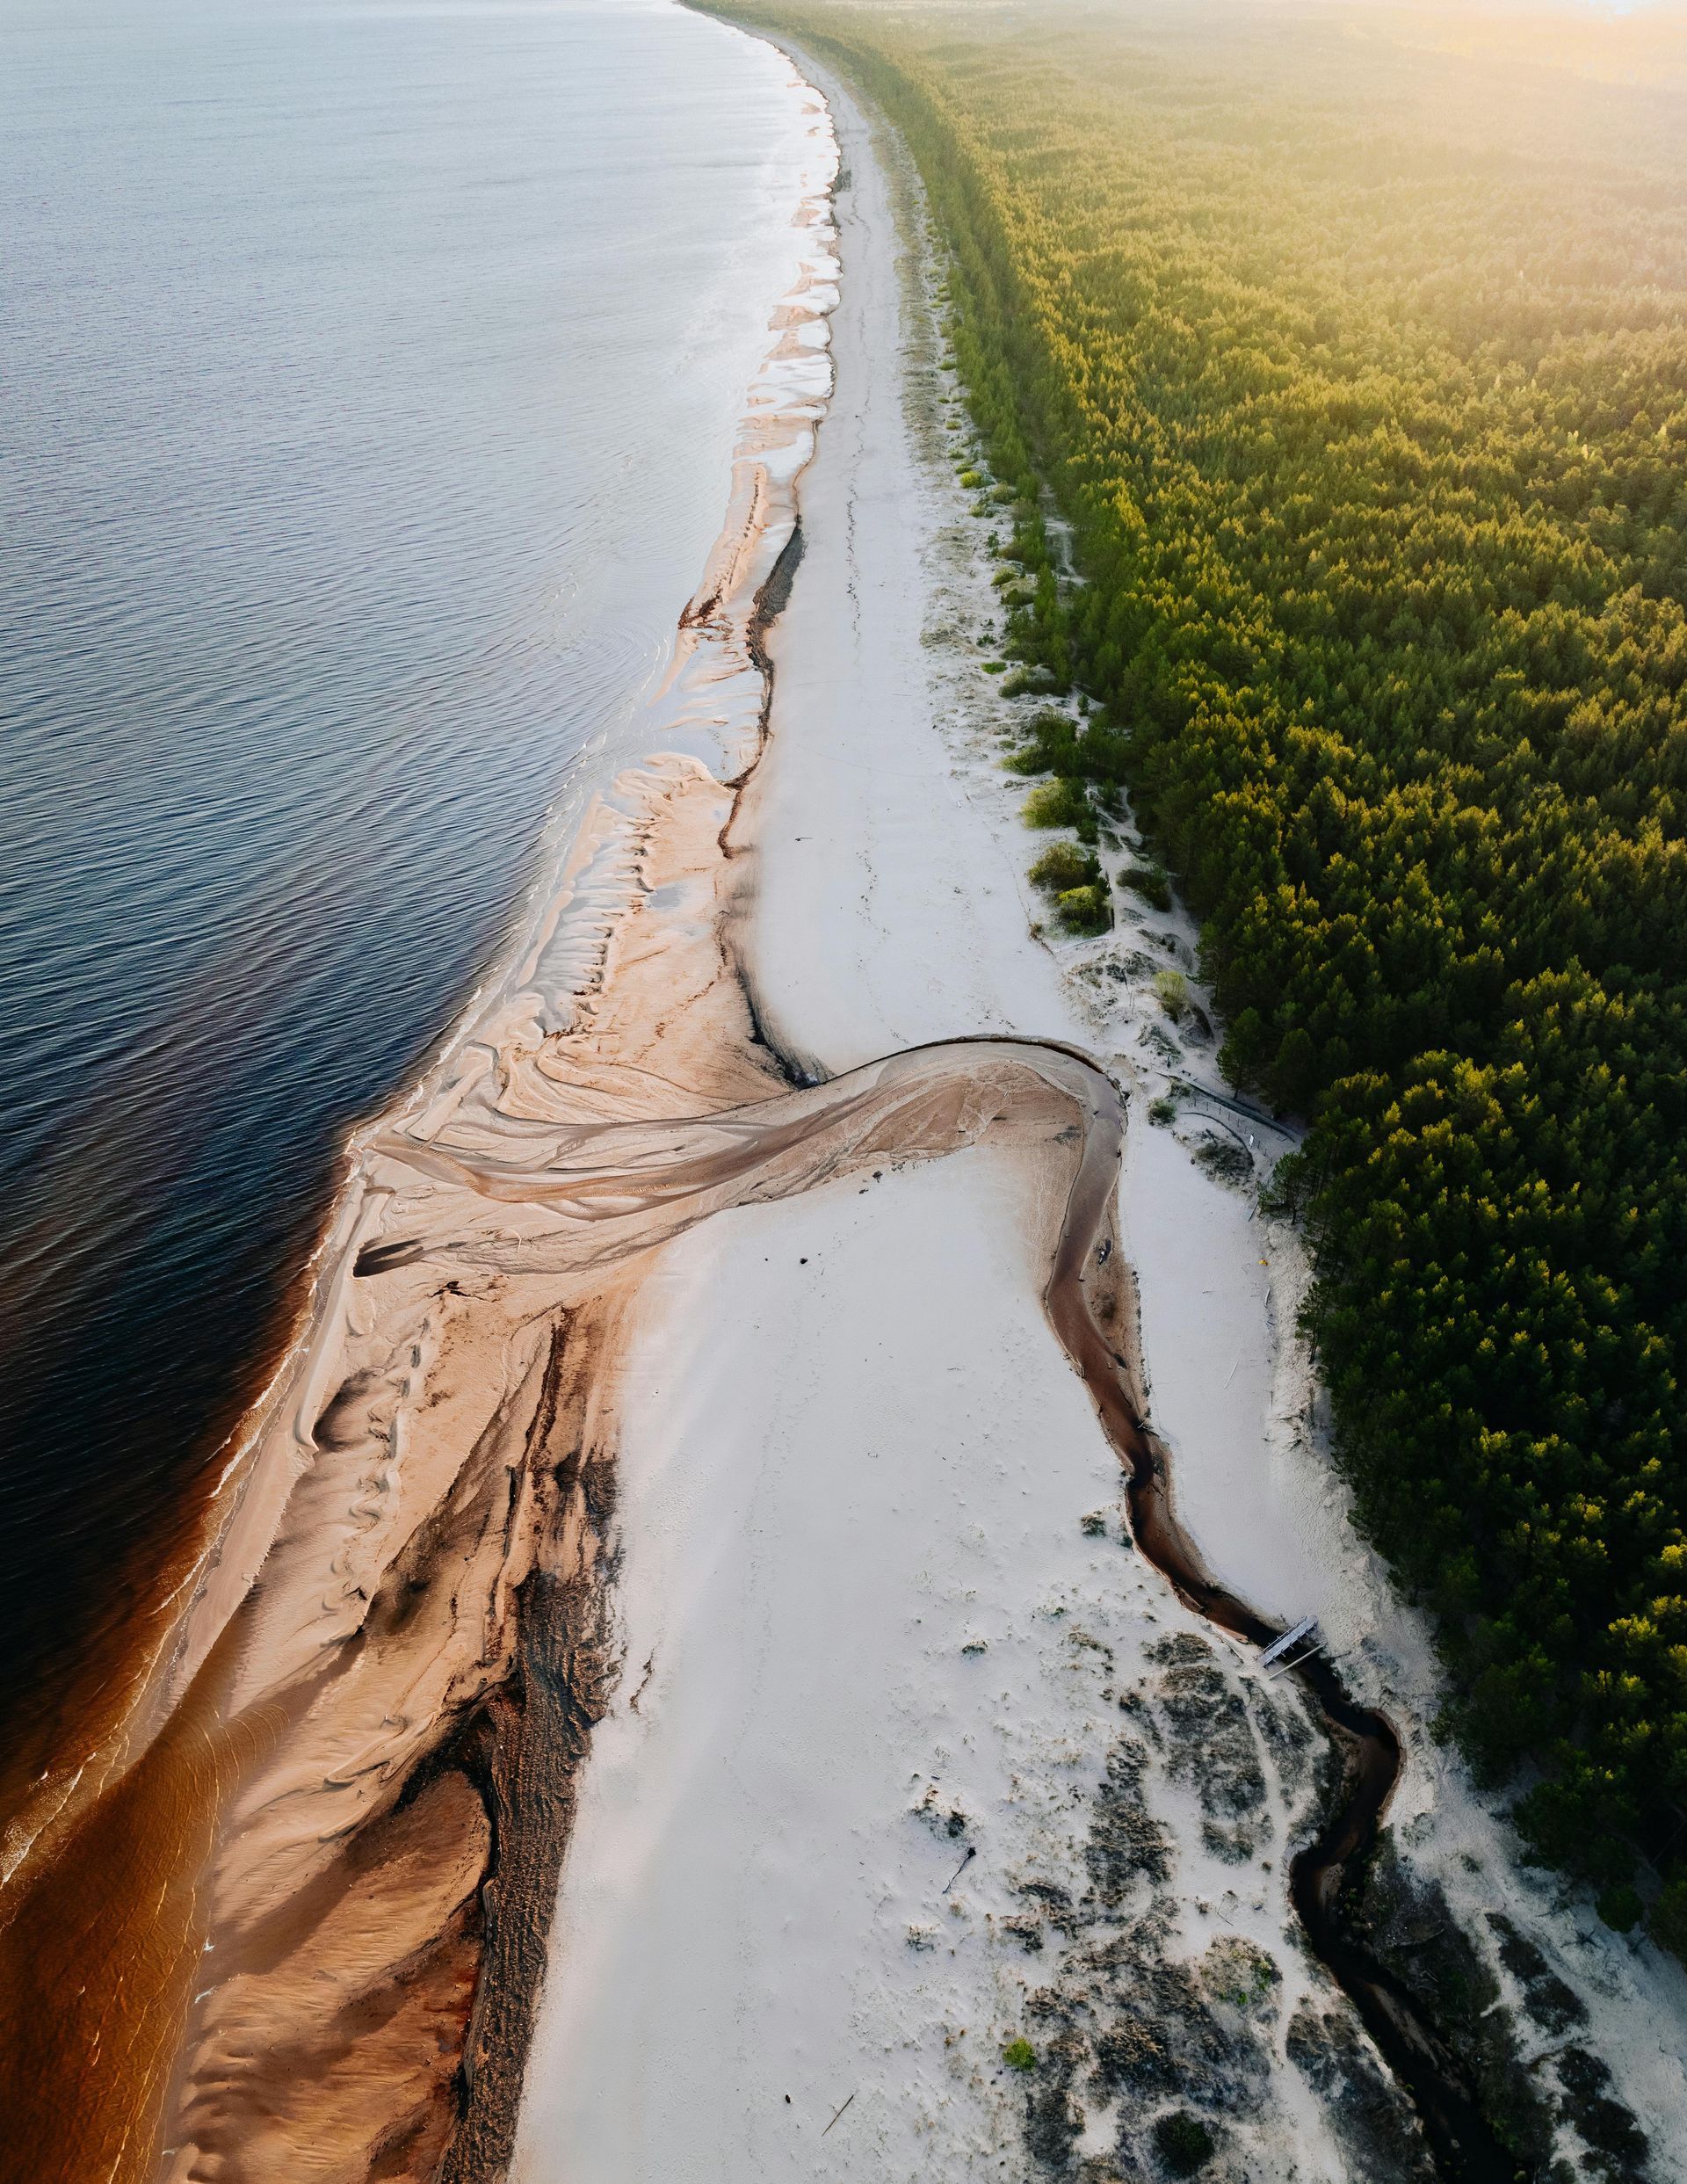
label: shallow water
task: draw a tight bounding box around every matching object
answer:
[0,0,812,1780]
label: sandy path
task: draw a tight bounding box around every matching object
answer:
[511,1155,1122,2180]
[738,85,1074,1072]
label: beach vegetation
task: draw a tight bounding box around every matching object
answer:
[1028,839,1098,894]
[1003,2037,1037,2072]
[1021,777,1097,842]
[1153,969,1190,1022]
[715,0,1687,1947]
[1120,864,1172,913]
[1056,882,1110,934]
[1152,2111,1215,2175]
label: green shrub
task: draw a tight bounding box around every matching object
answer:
[957,467,984,487]
[1650,1873,1687,1964]
[1023,777,1095,838]
[1152,2112,1214,2176]
[1153,969,1190,1020]
[1007,707,1127,786]
[1028,840,1099,893]
[1001,661,1061,694]
[1056,882,1111,933]
[1596,1883,1644,1934]
[1002,2038,1037,2072]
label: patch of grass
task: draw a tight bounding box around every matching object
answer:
[1152,2111,1215,2176]
[1001,661,1061,695]
[1148,1094,1178,1126]
[982,658,1008,674]
[1003,2038,1037,2072]
[958,467,985,487]
[1153,968,1190,1020]
[1194,1134,1254,1186]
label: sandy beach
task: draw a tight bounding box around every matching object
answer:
[8,13,1686,2184]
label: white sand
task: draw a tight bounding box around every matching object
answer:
[515,1155,1114,2178]
[512,24,1687,2184]
[737,86,1075,1076]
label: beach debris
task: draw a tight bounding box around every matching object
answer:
[820,2092,855,2137]
[944,1846,977,1892]
[913,1781,968,1838]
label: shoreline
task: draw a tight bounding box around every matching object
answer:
[0,42,844,2180]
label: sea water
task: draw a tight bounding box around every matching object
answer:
[0,0,814,1777]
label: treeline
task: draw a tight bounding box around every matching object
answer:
[712,0,1687,1950]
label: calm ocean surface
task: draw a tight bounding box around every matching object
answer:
[0,0,811,1771]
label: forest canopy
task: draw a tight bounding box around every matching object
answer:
[708,0,1687,1950]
